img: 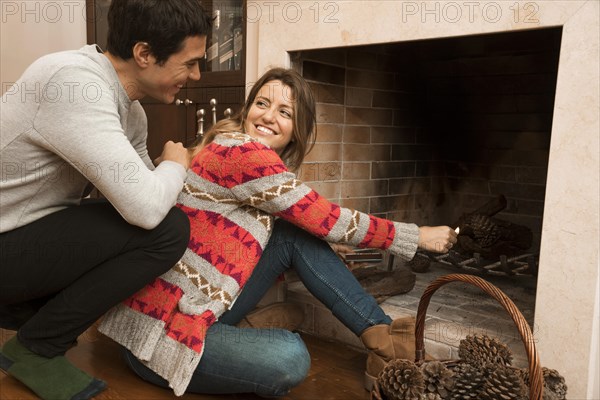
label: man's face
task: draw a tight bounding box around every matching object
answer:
[139,35,206,104]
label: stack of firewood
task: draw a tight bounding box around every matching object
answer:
[454,195,532,259]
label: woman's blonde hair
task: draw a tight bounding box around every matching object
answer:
[196,68,317,171]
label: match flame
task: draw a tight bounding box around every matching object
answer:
[455,227,460,234]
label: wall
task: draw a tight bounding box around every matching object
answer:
[1,1,87,95]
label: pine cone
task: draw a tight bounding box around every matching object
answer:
[450,363,486,399]
[458,334,513,368]
[421,361,454,399]
[479,365,528,400]
[520,367,567,400]
[377,359,425,400]
[462,214,501,247]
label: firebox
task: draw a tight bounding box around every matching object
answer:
[292,28,561,266]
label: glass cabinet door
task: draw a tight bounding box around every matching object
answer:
[85,0,246,159]
[203,0,244,73]
[91,0,111,52]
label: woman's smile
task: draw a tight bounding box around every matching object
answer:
[254,125,276,136]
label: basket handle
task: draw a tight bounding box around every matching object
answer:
[414,273,543,400]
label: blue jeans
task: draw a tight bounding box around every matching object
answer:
[123,219,392,396]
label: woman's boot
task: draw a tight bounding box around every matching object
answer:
[359,316,416,391]
[236,302,304,331]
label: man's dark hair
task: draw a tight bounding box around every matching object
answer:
[106,0,211,65]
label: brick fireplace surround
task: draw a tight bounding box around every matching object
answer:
[245,1,599,397]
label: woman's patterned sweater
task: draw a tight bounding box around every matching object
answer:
[99,132,419,395]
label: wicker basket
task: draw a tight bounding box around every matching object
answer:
[374,273,543,400]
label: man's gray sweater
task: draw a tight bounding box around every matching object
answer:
[0,45,186,232]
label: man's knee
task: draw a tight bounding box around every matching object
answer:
[153,207,190,267]
[161,207,190,240]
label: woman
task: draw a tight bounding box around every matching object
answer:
[99,68,457,397]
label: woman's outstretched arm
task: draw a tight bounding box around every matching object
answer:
[200,134,456,260]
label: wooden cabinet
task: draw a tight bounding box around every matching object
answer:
[86,0,246,160]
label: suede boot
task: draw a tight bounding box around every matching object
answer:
[237,302,305,331]
[359,316,416,391]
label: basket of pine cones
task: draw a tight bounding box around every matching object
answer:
[371,273,567,400]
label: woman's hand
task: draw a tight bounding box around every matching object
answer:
[417,226,458,253]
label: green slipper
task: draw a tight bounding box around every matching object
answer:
[0,336,107,400]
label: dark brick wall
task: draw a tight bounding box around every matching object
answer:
[293,27,562,253]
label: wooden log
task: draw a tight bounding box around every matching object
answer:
[456,217,533,259]
[472,194,507,217]
[453,194,507,228]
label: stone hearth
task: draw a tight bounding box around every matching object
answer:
[287,259,535,368]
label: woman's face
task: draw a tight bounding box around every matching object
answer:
[244,80,295,154]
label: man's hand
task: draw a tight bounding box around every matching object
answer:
[417,226,458,253]
[155,141,189,169]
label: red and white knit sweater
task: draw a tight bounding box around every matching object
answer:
[99,132,419,395]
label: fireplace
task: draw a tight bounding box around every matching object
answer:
[246,1,599,397]
[283,27,557,370]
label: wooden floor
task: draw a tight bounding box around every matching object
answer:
[0,327,370,400]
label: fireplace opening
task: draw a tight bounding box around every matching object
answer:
[288,27,562,364]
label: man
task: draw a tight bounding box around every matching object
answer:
[0,1,210,399]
